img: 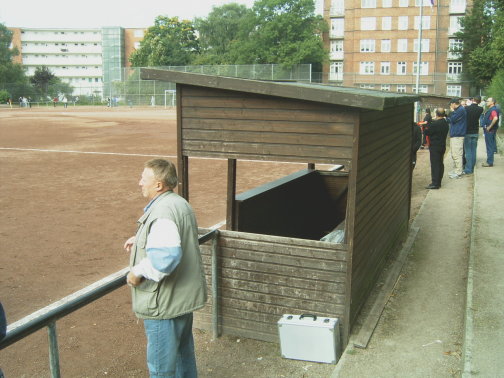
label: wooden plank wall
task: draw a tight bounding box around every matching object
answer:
[179,85,355,167]
[194,230,349,343]
[349,104,413,322]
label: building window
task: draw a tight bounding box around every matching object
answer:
[397,39,408,52]
[448,39,463,59]
[413,39,430,52]
[397,61,407,75]
[381,62,391,75]
[382,17,392,30]
[361,17,376,30]
[331,18,345,37]
[360,39,376,52]
[330,62,344,81]
[398,16,409,30]
[381,84,391,91]
[415,16,431,30]
[382,0,392,7]
[447,85,462,97]
[362,0,376,7]
[381,39,391,52]
[134,41,141,49]
[415,0,431,5]
[399,0,408,7]
[448,62,463,81]
[360,61,375,74]
[413,62,429,75]
[331,40,344,59]
[449,16,463,34]
[360,84,375,89]
[134,29,144,38]
[397,84,407,93]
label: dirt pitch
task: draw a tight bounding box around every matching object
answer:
[0,106,429,377]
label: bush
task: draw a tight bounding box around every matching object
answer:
[0,89,10,104]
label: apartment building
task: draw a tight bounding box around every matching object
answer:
[324,0,469,97]
[9,27,145,97]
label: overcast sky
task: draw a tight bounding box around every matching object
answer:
[0,0,323,29]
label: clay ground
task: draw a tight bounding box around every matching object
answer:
[0,106,429,377]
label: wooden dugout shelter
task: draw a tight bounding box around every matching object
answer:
[141,68,419,347]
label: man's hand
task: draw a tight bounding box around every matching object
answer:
[127,271,143,287]
[124,236,136,253]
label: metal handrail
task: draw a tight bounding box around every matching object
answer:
[0,229,219,354]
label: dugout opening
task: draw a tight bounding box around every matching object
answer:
[232,169,348,242]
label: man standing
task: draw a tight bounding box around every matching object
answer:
[425,108,450,189]
[464,96,484,174]
[482,97,499,167]
[447,98,467,178]
[124,159,207,378]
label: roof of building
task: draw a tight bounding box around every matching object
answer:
[141,68,420,111]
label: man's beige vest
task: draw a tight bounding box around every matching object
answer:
[129,191,207,319]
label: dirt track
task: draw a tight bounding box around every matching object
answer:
[0,106,429,377]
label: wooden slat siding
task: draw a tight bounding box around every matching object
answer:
[184,118,355,136]
[183,129,354,148]
[349,105,413,323]
[353,165,410,242]
[179,85,354,165]
[193,230,349,342]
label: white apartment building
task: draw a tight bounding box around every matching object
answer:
[10,27,145,97]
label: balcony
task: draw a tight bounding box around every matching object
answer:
[446,73,462,82]
[330,7,344,17]
[447,51,462,60]
[329,73,344,81]
[330,51,344,60]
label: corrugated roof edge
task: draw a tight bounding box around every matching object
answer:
[140,68,420,111]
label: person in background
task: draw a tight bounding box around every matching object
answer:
[421,108,432,149]
[124,159,207,378]
[412,121,422,170]
[482,97,500,167]
[424,108,450,189]
[463,96,483,174]
[447,98,467,179]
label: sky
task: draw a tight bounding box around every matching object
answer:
[0,0,323,29]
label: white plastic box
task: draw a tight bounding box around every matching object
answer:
[278,314,341,364]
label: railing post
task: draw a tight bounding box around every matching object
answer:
[47,322,61,378]
[211,230,220,340]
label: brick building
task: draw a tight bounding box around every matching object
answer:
[323,0,471,97]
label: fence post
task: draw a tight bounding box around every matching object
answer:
[211,230,220,340]
[47,322,61,378]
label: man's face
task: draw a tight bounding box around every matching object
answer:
[139,167,160,200]
[486,98,494,106]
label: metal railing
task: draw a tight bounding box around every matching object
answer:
[0,229,219,378]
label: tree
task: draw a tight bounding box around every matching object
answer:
[0,22,29,98]
[456,0,504,89]
[225,0,328,70]
[129,16,200,67]
[193,4,251,64]
[30,66,72,100]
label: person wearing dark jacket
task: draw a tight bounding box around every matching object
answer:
[412,121,422,170]
[424,108,450,189]
[464,96,484,174]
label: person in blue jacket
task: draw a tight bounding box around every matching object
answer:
[447,98,467,178]
[481,97,500,167]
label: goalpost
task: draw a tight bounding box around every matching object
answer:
[164,90,176,108]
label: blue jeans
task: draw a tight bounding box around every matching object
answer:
[464,134,479,173]
[484,132,496,165]
[144,313,197,378]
